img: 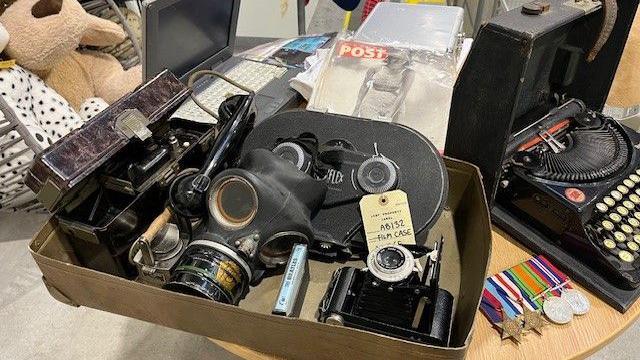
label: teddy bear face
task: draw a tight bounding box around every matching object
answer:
[0,0,125,72]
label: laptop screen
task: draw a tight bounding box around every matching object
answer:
[144,0,238,81]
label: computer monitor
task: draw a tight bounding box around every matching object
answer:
[142,0,241,82]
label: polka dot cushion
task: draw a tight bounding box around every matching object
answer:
[79,97,109,120]
[0,65,107,211]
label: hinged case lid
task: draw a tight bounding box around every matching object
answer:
[24,70,190,213]
[445,0,639,202]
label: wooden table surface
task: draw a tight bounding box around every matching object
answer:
[211,228,640,360]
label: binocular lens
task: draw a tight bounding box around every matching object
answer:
[211,177,258,229]
[164,240,252,305]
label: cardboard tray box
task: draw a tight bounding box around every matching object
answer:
[28,157,491,360]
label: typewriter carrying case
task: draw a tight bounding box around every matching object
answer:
[446,0,640,311]
[28,151,491,358]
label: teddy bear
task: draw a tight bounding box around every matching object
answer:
[0,0,142,110]
[0,18,107,211]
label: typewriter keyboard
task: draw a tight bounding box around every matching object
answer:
[589,170,640,266]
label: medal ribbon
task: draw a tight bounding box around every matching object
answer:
[480,279,524,326]
[535,255,573,289]
[481,255,574,328]
[505,266,545,308]
[480,289,504,324]
[492,272,538,311]
[485,280,522,317]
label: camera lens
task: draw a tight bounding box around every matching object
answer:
[357,157,398,194]
[376,247,406,270]
[210,176,258,229]
[164,240,252,305]
[367,245,414,283]
[273,142,312,174]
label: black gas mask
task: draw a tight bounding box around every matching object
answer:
[164,149,327,304]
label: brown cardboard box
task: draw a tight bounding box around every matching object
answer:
[28,157,491,360]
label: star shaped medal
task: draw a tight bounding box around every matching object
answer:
[498,311,523,342]
[521,305,546,335]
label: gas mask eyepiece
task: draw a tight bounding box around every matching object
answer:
[210,176,259,230]
[165,149,327,305]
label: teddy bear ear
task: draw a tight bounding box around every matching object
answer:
[79,13,126,47]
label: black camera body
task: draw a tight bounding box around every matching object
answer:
[318,242,453,346]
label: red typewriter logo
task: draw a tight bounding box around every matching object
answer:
[337,41,388,60]
[565,188,586,203]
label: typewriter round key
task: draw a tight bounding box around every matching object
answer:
[616,207,629,217]
[624,179,635,188]
[634,234,640,244]
[636,188,640,196]
[630,218,640,228]
[619,250,635,263]
[618,185,630,195]
[622,224,634,234]
[628,242,640,252]
[596,203,609,213]
[603,239,617,250]
[631,174,640,183]
[612,190,624,201]
[624,201,635,210]
[636,169,640,176]
[614,231,627,242]
[610,213,623,223]
[602,220,615,231]
[631,194,640,204]
[604,197,616,207]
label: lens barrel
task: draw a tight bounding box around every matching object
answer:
[164,240,252,305]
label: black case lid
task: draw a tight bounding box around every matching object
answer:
[445,0,639,202]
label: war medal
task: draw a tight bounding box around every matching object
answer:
[498,312,523,342]
[542,295,574,324]
[561,288,591,316]
[521,304,546,334]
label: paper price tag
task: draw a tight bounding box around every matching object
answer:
[359,190,416,251]
[0,59,16,69]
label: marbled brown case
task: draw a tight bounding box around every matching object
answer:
[25,70,190,212]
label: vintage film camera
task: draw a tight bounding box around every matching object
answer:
[318,239,453,346]
[241,110,449,258]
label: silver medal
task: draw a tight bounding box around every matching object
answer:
[543,296,574,324]
[561,289,591,315]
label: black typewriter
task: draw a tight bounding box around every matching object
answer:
[498,99,640,288]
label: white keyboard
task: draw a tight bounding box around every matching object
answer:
[171,61,287,124]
